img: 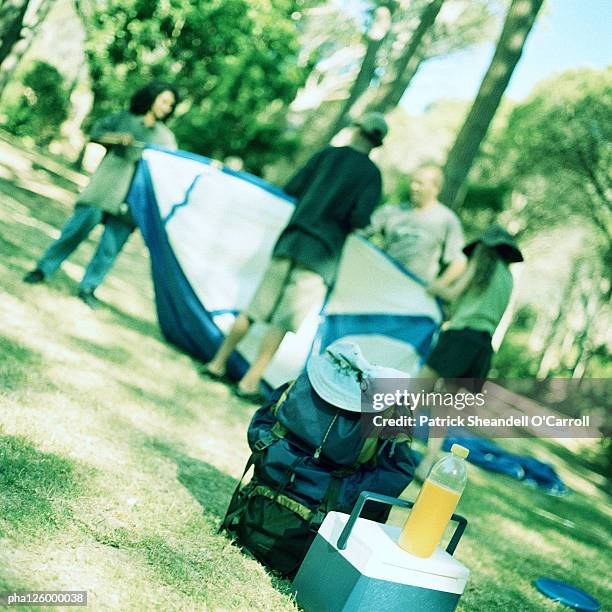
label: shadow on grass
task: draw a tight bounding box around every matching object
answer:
[0,571,42,612]
[116,381,199,424]
[0,230,43,265]
[0,175,70,229]
[539,438,611,492]
[68,336,131,366]
[0,335,44,392]
[104,303,163,341]
[143,438,298,599]
[144,438,238,520]
[0,435,80,537]
[0,220,100,296]
[464,473,610,552]
[30,160,82,193]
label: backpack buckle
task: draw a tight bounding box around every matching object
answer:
[311,509,326,525]
[253,434,276,452]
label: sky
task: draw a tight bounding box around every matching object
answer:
[400,0,612,114]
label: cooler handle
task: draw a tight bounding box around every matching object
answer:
[336,491,467,556]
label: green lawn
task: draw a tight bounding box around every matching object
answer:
[1,134,610,611]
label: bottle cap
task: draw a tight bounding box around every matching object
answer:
[451,443,469,459]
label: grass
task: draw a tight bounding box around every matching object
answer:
[0,134,610,611]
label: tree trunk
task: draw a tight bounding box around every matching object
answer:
[319,3,396,145]
[0,0,54,98]
[439,0,544,209]
[570,279,603,380]
[0,0,30,69]
[367,0,445,114]
[367,50,424,115]
[536,258,582,379]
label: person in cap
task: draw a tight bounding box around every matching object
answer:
[364,164,467,288]
[412,224,523,480]
[203,113,388,401]
[23,81,178,309]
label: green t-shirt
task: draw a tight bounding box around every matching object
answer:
[273,146,382,285]
[447,258,513,336]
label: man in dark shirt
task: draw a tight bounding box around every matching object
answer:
[204,113,388,401]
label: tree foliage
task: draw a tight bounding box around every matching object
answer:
[319,1,398,145]
[501,68,612,244]
[478,67,612,383]
[81,0,311,173]
[4,60,70,145]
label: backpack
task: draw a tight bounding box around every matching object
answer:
[221,373,416,576]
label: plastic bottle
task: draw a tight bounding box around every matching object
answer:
[398,444,469,557]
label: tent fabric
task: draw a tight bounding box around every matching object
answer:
[127,146,443,392]
[442,435,566,495]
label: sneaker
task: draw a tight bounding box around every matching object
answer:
[23,269,45,284]
[78,288,101,310]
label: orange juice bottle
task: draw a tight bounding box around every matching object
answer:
[399,444,469,557]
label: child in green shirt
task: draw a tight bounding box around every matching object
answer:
[414,224,524,480]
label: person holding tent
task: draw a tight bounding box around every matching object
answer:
[412,225,524,481]
[364,165,467,289]
[23,81,178,309]
[203,112,389,402]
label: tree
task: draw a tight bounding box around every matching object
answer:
[503,68,612,246]
[0,0,30,69]
[4,60,70,145]
[0,0,54,97]
[504,69,611,380]
[358,0,499,117]
[319,1,397,144]
[479,67,612,381]
[291,0,498,150]
[366,0,444,114]
[439,0,544,209]
[79,0,311,174]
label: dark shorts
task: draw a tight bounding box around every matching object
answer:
[426,328,493,391]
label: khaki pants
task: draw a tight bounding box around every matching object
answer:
[246,257,327,333]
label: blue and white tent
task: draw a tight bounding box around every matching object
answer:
[128,147,442,392]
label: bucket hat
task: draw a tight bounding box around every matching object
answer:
[353,112,389,146]
[306,340,408,413]
[463,224,524,263]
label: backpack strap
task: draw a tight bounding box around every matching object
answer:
[355,436,379,465]
[249,486,314,523]
[219,453,258,532]
[252,380,296,451]
[222,381,300,530]
[270,379,296,416]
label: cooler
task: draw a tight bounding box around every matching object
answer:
[292,492,470,612]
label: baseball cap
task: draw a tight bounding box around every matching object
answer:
[353,112,389,146]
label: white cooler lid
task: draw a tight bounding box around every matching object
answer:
[318,511,470,593]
